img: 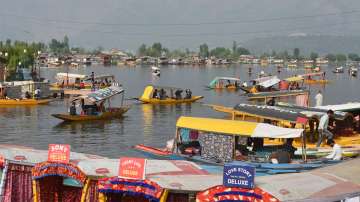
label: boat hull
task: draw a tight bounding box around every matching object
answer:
[304,80,330,84]
[139,96,203,104]
[0,99,51,105]
[52,106,130,121]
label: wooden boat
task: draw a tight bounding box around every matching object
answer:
[0,98,51,105]
[52,106,130,121]
[134,116,328,169]
[333,66,344,73]
[139,85,203,104]
[151,66,160,76]
[52,86,130,122]
[51,73,115,89]
[207,77,241,90]
[350,67,358,77]
[300,72,330,84]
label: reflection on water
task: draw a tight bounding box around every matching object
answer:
[0,64,358,158]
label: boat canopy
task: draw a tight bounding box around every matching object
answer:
[86,86,124,103]
[55,73,87,80]
[257,76,281,88]
[209,77,241,87]
[84,74,115,81]
[285,76,304,82]
[176,116,304,138]
[299,72,325,77]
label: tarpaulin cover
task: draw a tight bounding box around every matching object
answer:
[196,185,280,202]
[98,177,164,202]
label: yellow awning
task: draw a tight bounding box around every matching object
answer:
[285,76,304,82]
[176,116,258,136]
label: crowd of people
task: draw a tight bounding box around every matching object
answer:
[152,88,192,100]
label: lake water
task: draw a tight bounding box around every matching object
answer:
[0,64,358,158]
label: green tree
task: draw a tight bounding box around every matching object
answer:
[137,44,147,56]
[325,54,336,62]
[199,43,209,58]
[348,53,360,61]
[236,47,250,56]
[210,47,232,58]
[310,52,318,61]
[293,48,300,59]
[336,54,347,62]
[232,41,237,54]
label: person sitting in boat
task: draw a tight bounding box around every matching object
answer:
[34,88,41,99]
[317,110,335,148]
[325,139,342,161]
[269,150,291,164]
[249,86,258,93]
[185,89,192,99]
[152,89,159,99]
[24,91,32,99]
[159,88,167,100]
[69,102,77,115]
[79,80,85,89]
[282,138,297,158]
[225,80,232,88]
[175,89,183,100]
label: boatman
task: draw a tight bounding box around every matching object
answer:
[317,110,334,147]
[315,90,323,107]
[34,87,41,99]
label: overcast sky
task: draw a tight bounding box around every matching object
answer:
[1,0,360,51]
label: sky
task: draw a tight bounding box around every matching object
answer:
[1,0,360,52]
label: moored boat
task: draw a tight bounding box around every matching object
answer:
[333,66,344,73]
[151,66,160,76]
[139,85,203,104]
[207,76,241,90]
[134,116,342,172]
[0,98,51,105]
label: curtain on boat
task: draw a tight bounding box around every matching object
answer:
[2,163,33,202]
[199,133,233,163]
[85,180,99,202]
[37,176,82,202]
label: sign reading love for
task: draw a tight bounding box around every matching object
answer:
[48,144,71,163]
[118,157,146,180]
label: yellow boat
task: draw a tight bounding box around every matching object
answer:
[52,86,130,122]
[139,85,203,104]
[0,99,51,105]
[52,106,130,121]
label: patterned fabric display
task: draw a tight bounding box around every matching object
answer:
[199,133,233,163]
[98,177,164,202]
[196,185,280,202]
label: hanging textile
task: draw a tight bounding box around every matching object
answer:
[199,133,234,163]
[2,163,33,202]
[32,162,87,185]
[85,180,99,202]
[196,185,280,202]
[295,94,309,107]
[98,177,164,202]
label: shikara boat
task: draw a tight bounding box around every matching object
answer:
[0,98,51,105]
[52,86,130,122]
[151,66,160,76]
[139,85,203,104]
[134,116,342,173]
[299,72,330,84]
[51,73,115,89]
[333,66,344,73]
[350,67,358,77]
[206,77,241,90]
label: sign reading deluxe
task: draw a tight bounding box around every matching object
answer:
[223,164,255,189]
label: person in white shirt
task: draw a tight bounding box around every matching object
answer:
[317,110,334,147]
[315,90,323,107]
[325,140,342,161]
[34,88,41,99]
